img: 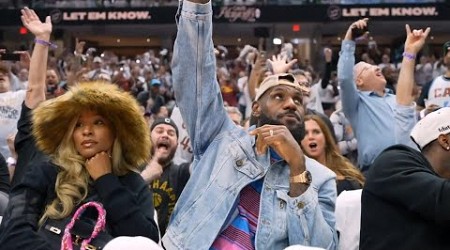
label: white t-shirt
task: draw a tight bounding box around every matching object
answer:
[336,189,362,250]
[0,90,26,159]
[170,106,193,165]
[427,75,450,107]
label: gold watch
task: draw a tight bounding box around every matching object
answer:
[290,170,312,185]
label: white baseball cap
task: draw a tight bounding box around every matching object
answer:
[93,56,103,63]
[411,107,450,150]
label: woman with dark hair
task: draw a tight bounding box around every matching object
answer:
[301,114,364,195]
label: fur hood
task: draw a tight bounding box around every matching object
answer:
[32,81,150,167]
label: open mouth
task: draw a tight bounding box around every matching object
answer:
[309,142,318,150]
[157,141,170,150]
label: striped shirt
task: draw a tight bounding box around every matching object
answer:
[210,149,281,250]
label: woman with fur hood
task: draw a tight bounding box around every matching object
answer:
[0,79,160,249]
[0,9,159,250]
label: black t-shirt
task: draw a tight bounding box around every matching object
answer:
[336,179,361,196]
[361,145,450,249]
[151,162,190,235]
[11,103,47,187]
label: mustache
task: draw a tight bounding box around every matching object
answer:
[277,110,301,120]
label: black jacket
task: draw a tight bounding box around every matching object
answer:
[11,103,47,187]
[361,144,450,250]
[0,160,159,249]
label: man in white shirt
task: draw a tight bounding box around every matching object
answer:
[0,64,26,159]
[417,41,450,111]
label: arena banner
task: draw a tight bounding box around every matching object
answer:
[0,3,448,26]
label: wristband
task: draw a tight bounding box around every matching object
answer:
[402,52,416,60]
[34,38,58,49]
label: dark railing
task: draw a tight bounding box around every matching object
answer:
[3,0,445,9]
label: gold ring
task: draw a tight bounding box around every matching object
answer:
[269,129,273,136]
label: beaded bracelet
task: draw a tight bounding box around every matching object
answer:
[402,52,416,60]
[34,38,58,49]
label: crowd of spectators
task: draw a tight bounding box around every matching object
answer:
[3,0,445,9]
[0,0,450,248]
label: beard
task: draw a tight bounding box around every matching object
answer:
[258,111,305,142]
[151,146,177,166]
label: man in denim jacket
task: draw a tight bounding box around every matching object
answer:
[162,1,338,249]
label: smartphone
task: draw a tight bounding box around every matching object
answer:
[352,23,369,39]
[1,53,21,61]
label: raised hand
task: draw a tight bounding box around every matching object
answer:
[249,124,304,169]
[251,52,269,83]
[404,24,430,54]
[74,37,86,56]
[20,7,52,39]
[14,51,31,69]
[344,18,369,41]
[268,54,298,74]
[324,48,332,63]
[140,149,165,183]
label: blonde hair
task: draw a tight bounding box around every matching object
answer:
[39,111,139,224]
[304,115,365,186]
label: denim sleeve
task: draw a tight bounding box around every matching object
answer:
[394,102,418,148]
[172,0,229,156]
[280,178,338,249]
[337,40,359,120]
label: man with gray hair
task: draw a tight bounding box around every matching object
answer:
[338,18,429,172]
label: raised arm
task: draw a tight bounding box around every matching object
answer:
[172,0,228,156]
[268,54,297,75]
[321,48,333,89]
[248,51,268,101]
[396,24,430,106]
[21,7,51,109]
[337,19,367,118]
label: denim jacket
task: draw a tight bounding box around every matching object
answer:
[162,1,338,249]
